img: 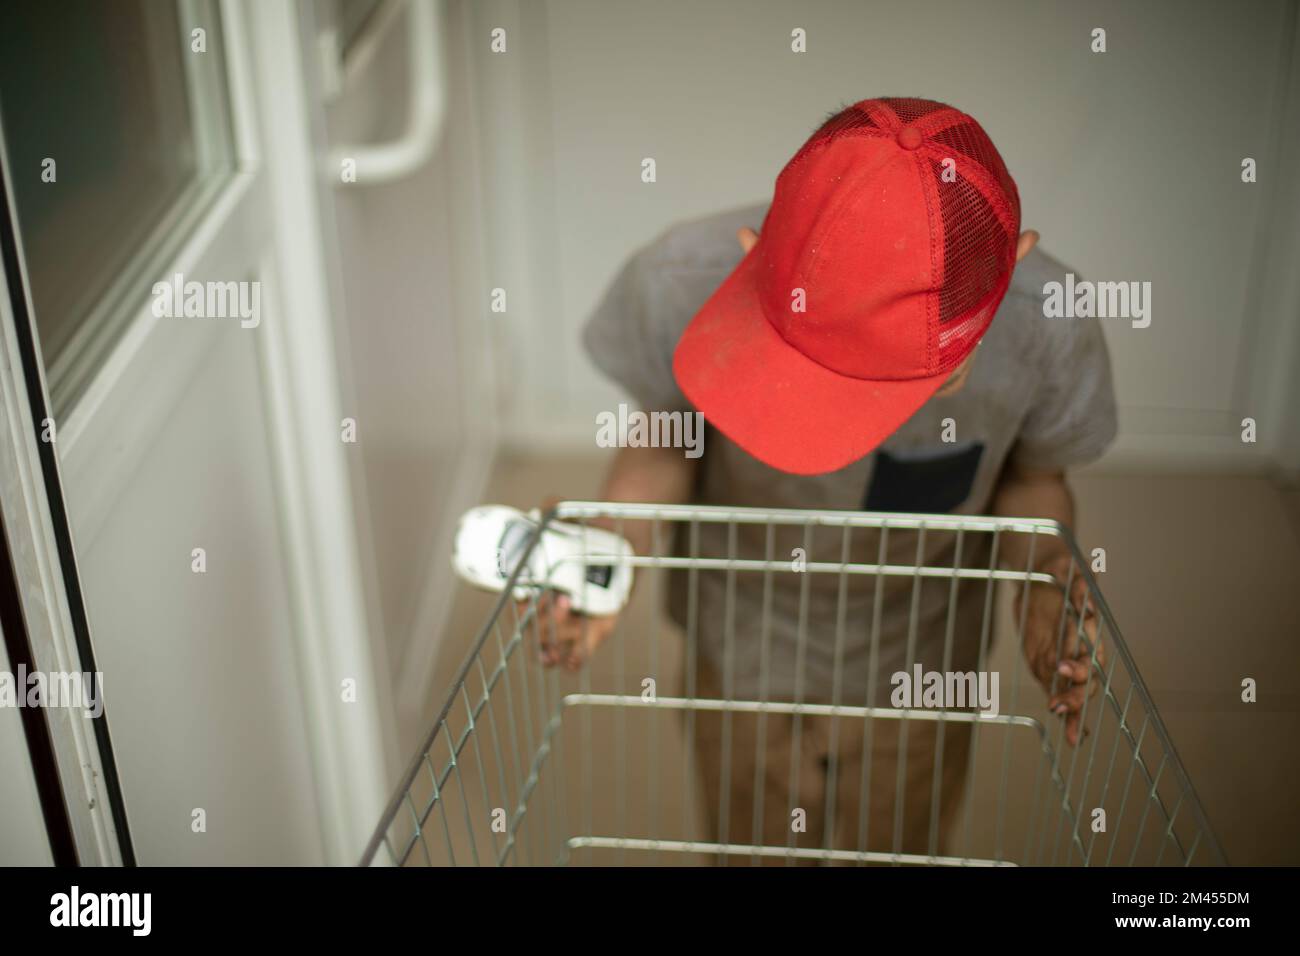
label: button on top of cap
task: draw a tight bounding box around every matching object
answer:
[897,126,924,150]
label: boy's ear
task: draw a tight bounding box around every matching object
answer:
[1015,229,1040,263]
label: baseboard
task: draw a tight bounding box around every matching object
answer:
[1097,433,1277,476]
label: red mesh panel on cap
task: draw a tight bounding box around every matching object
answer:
[785,104,884,170]
[815,103,881,136]
[876,97,949,125]
[927,157,1013,324]
[922,118,1020,370]
[929,120,1020,226]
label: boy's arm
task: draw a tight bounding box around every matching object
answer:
[532,442,698,670]
[990,461,1101,747]
[592,442,699,555]
[990,461,1075,572]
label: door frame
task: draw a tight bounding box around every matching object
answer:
[0,137,132,867]
[0,0,391,864]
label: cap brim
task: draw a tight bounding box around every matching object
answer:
[672,248,949,476]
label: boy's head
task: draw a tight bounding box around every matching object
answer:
[673,97,1028,475]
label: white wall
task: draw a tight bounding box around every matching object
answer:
[476,0,1300,474]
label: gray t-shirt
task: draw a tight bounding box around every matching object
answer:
[583,202,1118,704]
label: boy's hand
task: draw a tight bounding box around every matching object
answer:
[524,592,619,671]
[512,496,622,671]
[1015,553,1105,747]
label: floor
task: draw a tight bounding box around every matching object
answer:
[416,452,1300,867]
[1064,472,1300,867]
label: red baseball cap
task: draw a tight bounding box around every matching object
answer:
[672,97,1021,475]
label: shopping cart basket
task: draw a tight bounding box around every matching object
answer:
[360,502,1225,867]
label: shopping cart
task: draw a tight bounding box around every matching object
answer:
[360,502,1225,867]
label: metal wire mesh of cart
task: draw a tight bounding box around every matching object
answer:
[360,502,1225,867]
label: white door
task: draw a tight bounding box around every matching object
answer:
[0,0,388,864]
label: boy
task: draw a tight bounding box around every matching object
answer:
[543,97,1115,859]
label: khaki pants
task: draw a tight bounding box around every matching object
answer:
[690,656,973,864]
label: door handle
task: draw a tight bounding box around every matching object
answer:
[327,0,446,185]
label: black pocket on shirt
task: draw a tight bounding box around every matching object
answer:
[863,442,985,513]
